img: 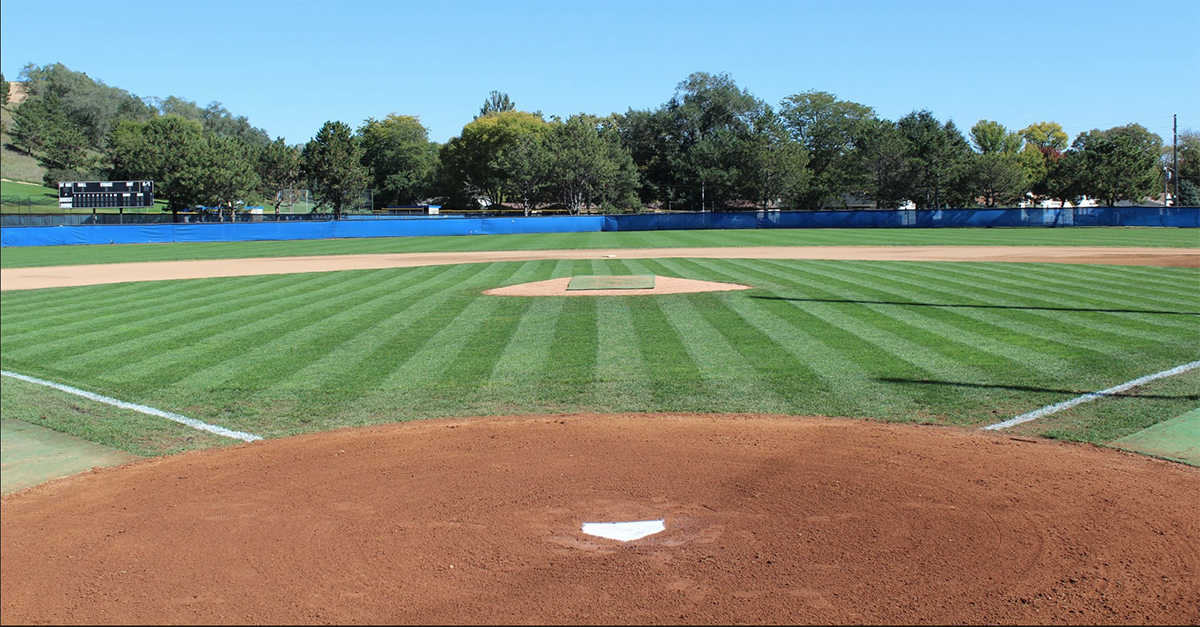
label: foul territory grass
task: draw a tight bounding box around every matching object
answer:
[2,258,1196,456]
[3,227,1198,269]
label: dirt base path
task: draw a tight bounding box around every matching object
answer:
[1,414,1196,625]
[3,245,1197,291]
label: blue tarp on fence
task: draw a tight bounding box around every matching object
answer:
[2,208,1196,247]
[1,216,609,247]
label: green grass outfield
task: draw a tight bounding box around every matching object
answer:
[2,249,1197,458]
[3,227,1198,269]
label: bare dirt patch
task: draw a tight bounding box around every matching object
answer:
[484,275,752,297]
[1,413,1195,625]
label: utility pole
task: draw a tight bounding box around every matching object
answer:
[1173,114,1178,207]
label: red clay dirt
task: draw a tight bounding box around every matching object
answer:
[1,414,1196,625]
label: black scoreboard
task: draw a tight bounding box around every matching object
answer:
[58,181,154,209]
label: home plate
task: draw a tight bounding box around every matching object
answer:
[581,519,666,541]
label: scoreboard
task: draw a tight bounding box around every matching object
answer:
[58,181,154,209]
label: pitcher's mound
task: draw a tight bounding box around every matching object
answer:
[484,275,752,297]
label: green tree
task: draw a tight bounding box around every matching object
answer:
[970,153,1029,207]
[970,120,1023,155]
[1067,124,1163,206]
[854,118,910,209]
[256,138,303,212]
[41,123,97,186]
[1176,179,1200,207]
[1,72,9,106]
[545,114,640,215]
[614,107,683,208]
[19,62,154,149]
[495,131,551,215]
[106,115,212,211]
[439,110,551,208]
[358,114,437,208]
[666,71,767,210]
[154,96,269,147]
[897,110,973,209]
[10,91,69,156]
[302,121,369,218]
[199,136,260,209]
[747,106,808,209]
[477,91,515,119]
[1176,130,1200,191]
[778,90,875,208]
[967,120,1029,207]
[1019,121,1069,153]
[1018,121,1070,203]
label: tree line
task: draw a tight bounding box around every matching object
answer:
[4,64,1198,213]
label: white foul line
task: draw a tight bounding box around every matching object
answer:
[983,360,1200,431]
[1,370,262,442]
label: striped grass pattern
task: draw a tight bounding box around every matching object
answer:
[2,258,1197,453]
[4,227,1199,269]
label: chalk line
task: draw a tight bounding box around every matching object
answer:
[1,370,262,442]
[983,360,1200,431]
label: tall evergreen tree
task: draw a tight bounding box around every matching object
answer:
[302,121,369,218]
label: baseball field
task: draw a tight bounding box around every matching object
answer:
[1,227,1197,624]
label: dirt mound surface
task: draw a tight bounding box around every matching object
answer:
[3,413,1196,625]
[484,275,752,297]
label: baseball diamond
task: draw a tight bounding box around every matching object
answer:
[1,239,1198,625]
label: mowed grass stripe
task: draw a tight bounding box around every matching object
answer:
[798,260,1095,379]
[880,260,1197,342]
[671,258,987,417]
[536,296,600,409]
[588,295,657,412]
[230,264,503,432]
[616,257,792,412]
[868,262,1196,356]
[597,258,746,410]
[216,265,450,392]
[0,272,355,384]
[106,270,415,403]
[0,272,308,349]
[924,262,1200,340]
[938,261,1197,320]
[482,295,567,414]
[839,261,1129,378]
[279,263,496,391]
[758,259,1059,380]
[623,285,711,410]
[1022,260,1200,297]
[683,257,1039,408]
[174,267,450,394]
[685,258,1009,385]
[369,263,535,416]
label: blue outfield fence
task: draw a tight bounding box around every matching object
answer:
[2,208,1197,248]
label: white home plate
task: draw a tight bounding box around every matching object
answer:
[581,520,666,541]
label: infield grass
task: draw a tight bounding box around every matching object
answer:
[3,257,1196,456]
[3,227,1198,269]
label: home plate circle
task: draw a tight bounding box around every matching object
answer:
[581,519,666,541]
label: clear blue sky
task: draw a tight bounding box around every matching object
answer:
[2,0,1197,146]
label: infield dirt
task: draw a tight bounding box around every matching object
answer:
[1,414,1196,625]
